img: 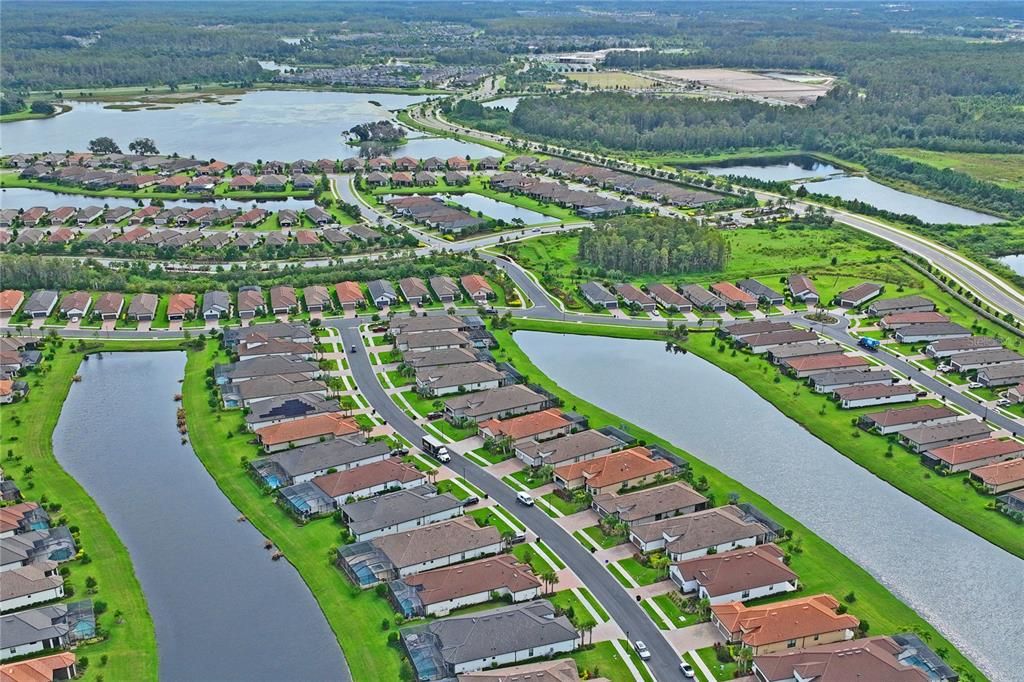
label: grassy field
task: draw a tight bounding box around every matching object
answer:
[884,148,1024,190]
[567,71,659,89]
[182,342,403,680]
[500,224,992,325]
[0,341,200,680]
[489,324,985,681]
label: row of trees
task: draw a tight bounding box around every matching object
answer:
[577,216,729,275]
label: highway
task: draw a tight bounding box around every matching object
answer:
[332,323,680,681]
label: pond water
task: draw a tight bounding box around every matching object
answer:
[798,175,1001,225]
[700,158,842,182]
[482,97,523,110]
[0,90,494,162]
[0,187,314,212]
[996,254,1024,276]
[518,331,1022,682]
[52,352,349,682]
[446,192,551,225]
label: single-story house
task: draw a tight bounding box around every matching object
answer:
[977,362,1024,387]
[336,516,502,586]
[0,561,65,612]
[388,554,540,618]
[922,438,1024,473]
[724,320,793,339]
[0,290,26,317]
[867,295,935,316]
[367,279,398,308]
[399,277,431,306]
[389,315,467,336]
[924,336,1001,358]
[784,353,868,378]
[340,484,463,542]
[834,383,919,409]
[807,369,895,394]
[336,281,365,309]
[269,284,298,315]
[222,373,327,408]
[899,419,991,453]
[711,281,757,310]
[244,392,341,431]
[93,292,124,320]
[444,385,548,424]
[858,405,960,435]
[879,312,949,330]
[593,481,707,527]
[236,286,266,319]
[740,330,820,354]
[399,601,577,680]
[950,349,1024,373]
[737,278,784,306]
[429,276,461,304]
[893,323,972,344]
[0,527,77,573]
[767,342,844,365]
[711,594,859,656]
[752,635,953,682]
[647,283,691,312]
[970,457,1024,494]
[553,446,673,496]
[670,543,798,605]
[787,274,819,304]
[202,291,232,320]
[126,293,159,321]
[834,282,883,308]
[303,285,332,314]
[58,291,91,319]
[514,429,619,468]
[479,408,572,445]
[215,355,320,386]
[312,459,425,505]
[255,413,359,453]
[415,361,505,397]
[615,284,656,311]
[628,505,769,560]
[0,652,77,681]
[252,437,391,488]
[396,330,471,353]
[403,348,478,370]
[460,274,494,304]
[580,282,617,309]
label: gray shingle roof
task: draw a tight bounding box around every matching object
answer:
[341,485,462,535]
[262,437,390,478]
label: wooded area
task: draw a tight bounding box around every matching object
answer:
[578,216,729,276]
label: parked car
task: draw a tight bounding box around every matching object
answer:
[968,381,983,389]
[634,641,651,661]
[679,661,695,678]
[997,398,1011,406]
[515,491,534,506]
[462,495,480,506]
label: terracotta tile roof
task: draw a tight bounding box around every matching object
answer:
[256,413,359,446]
[0,501,40,534]
[0,290,24,311]
[712,594,859,647]
[479,409,569,441]
[927,438,1024,466]
[313,459,423,498]
[167,293,197,317]
[398,554,540,606]
[753,636,929,682]
[711,281,756,304]
[785,353,868,372]
[0,379,13,397]
[554,446,672,490]
[971,457,1024,486]
[335,281,363,303]
[0,652,77,682]
[461,274,493,296]
[880,312,949,326]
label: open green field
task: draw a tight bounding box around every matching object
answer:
[500,224,994,327]
[489,324,985,681]
[182,342,403,680]
[567,71,659,89]
[0,341,200,681]
[884,148,1024,190]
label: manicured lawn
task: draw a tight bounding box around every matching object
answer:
[695,645,739,681]
[488,324,985,680]
[401,454,438,473]
[567,70,659,89]
[384,369,414,387]
[546,589,592,625]
[467,506,523,536]
[368,334,390,346]
[577,586,611,622]
[541,491,589,515]
[570,641,638,682]
[615,557,668,587]
[507,468,551,489]
[0,341,180,681]
[512,541,566,573]
[580,524,628,549]
[183,342,402,680]
[474,446,514,465]
[434,477,484,500]
[647,593,693,629]
[398,389,441,418]
[430,419,477,441]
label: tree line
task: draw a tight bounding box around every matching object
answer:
[577,216,729,276]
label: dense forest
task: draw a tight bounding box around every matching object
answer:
[577,216,729,275]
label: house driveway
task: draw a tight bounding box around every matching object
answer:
[30,318,45,329]
[101,319,116,331]
[168,320,182,332]
[594,543,635,563]
[555,509,599,532]
[65,318,81,331]
[488,458,525,477]
[138,320,152,332]
[204,319,219,330]
[664,623,721,654]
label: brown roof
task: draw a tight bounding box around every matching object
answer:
[833,384,917,401]
[256,413,359,446]
[398,554,541,606]
[711,282,756,304]
[94,292,124,315]
[479,409,569,441]
[971,457,1024,485]
[0,501,40,534]
[0,290,24,311]
[60,290,91,312]
[554,446,673,489]
[861,405,957,428]
[372,516,501,569]
[927,438,1024,466]
[313,459,424,498]
[593,481,707,522]
[786,353,868,372]
[881,312,949,326]
[269,285,297,310]
[0,653,77,682]
[711,594,859,647]
[399,277,429,298]
[304,285,331,308]
[457,659,582,682]
[461,274,493,296]
[674,544,796,597]
[237,287,265,312]
[630,505,768,552]
[838,282,881,301]
[168,293,197,317]
[335,281,364,304]
[752,636,929,682]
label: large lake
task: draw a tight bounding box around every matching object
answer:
[518,331,1022,682]
[52,352,348,682]
[700,159,842,182]
[0,90,494,162]
[0,187,314,212]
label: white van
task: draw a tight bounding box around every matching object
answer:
[516,491,534,506]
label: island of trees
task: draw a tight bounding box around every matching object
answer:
[578,216,729,276]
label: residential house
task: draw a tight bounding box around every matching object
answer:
[0,561,64,612]
[186,175,217,192]
[367,280,398,308]
[429,276,460,304]
[233,208,268,228]
[93,292,124,320]
[616,284,656,312]
[479,409,572,445]
[399,277,430,306]
[867,295,936,316]
[292,174,316,190]
[580,282,617,309]
[389,315,467,336]
[365,171,389,187]
[924,336,1002,358]
[752,635,947,682]
[102,206,133,224]
[403,348,478,370]
[237,286,265,319]
[670,544,798,605]
[340,485,464,541]
[680,284,726,312]
[389,554,540,618]
[277,210,298,228]
[202,291,231,320]
[922,438,1024,473]
[415,362,505,397]
[58,291,91,320]
[0,501,49,539]
[553,446,673,496]
[269,285,298,315]
[787,274,819,304]
[737,279,784,306]
[256,174,287,191]
[834,383,919,409]
[444,170,468,186]
[444,385,548,424]
[313,459,425,505]
[399,601,577,680]
[214,355,320,386]
[835,283,883,308]
[593,481,708,527]
[711,282,757,310]
[879,312,950,330]
[460,274,494,304]
[252,437,391,488]
[446,156,469,171]
[336,516,502,586]
[0,602,92,661]
[970,458,1024,493]
[158,175,189,192]
[222,373,327,408]
[711,594,859,655]
[899,419,991,452]
[303,285,332,314]
[165,293,196,321]
[229,175,259,191]
[807,369,895,394]
[949,349,1024,373]
[515,429,620,468]
[23,290,59,319]
[244,393,342,432]
[0,527,77,572]
[783,353,869,378]
[647,283,691,312]
[740,330,820,354]
[893,323,971,344]
[629,505,770,560]
[0,290,25,317]
[305,206,333,226]
[858,405,960,435]
[336,281,365,309]
[977,363,1024,387]
[255,413,359,453]
[396,330,471,353]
